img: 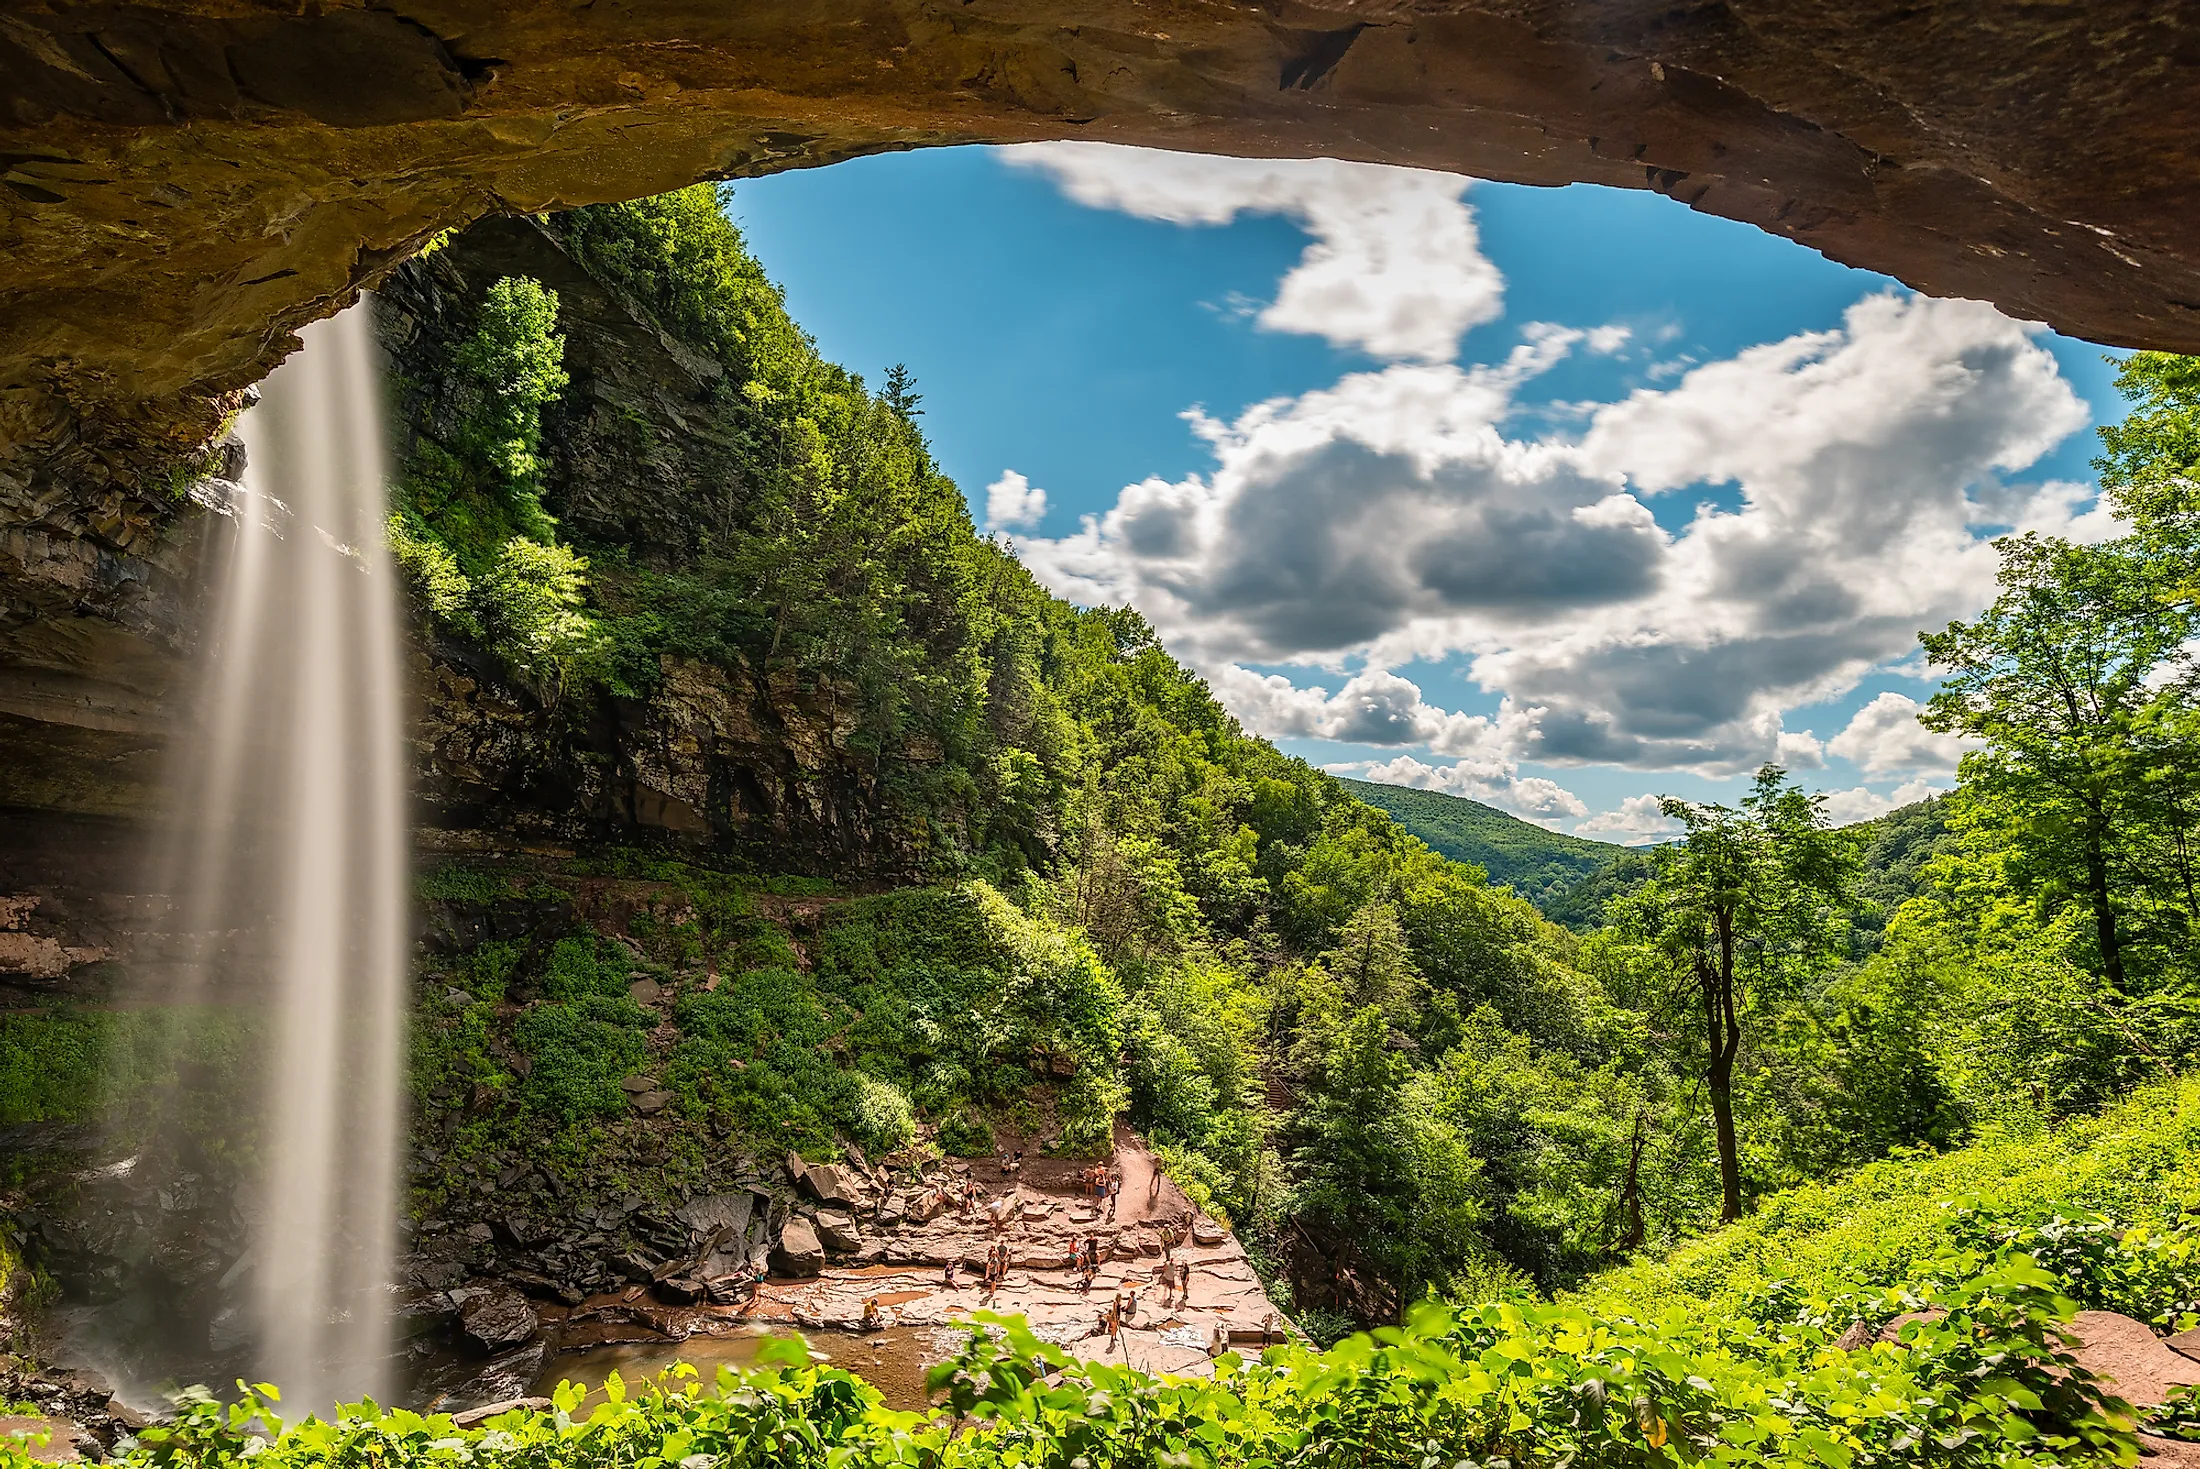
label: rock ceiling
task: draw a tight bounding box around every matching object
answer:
[2,0,2196,498]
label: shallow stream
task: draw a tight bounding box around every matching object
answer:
[535,1326,953,1414]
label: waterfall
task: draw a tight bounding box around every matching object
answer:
[163,302,408,1411]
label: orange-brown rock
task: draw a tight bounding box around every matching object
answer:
[3,0,2199,513]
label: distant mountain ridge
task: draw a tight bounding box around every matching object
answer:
[1342,778,1629,910]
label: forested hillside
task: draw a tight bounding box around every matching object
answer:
[363,186,2200,1334]
[1340,777,1626,910]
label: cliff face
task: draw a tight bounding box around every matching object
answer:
[383,216,937,878]
[0,215,933,1006]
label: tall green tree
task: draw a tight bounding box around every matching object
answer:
[1616,766,1857,1221]
[1921,535,2191,990]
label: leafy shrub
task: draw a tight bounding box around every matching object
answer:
[94,1274,2143,1469]
[1585,1076,2200,1320]
[516,998,648,1122]
[540,937,631,1002]
[845,1072,916,1154]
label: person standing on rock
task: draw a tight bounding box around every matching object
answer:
[1178,1260,1193,1306]
[1107,1175,1121,1220]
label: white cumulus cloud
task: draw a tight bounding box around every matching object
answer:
[998,143,1502,363]
[1019,292,2101,778]
[1577,794,1683,843]
[1818,777,1952,825]
[984,469,1048,531]
[1827,692,1978,774]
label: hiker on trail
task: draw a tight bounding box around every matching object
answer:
[1081,1256,1098,1293]
[1107,1175,1121,1220]
[1106,1297,1121,1347]
[1155,1262,1174,1308]
[1012,1148,1024,1175]
[862,1296,883,1330]
[1261,1312,1278,1347]
[943,1259,960,1288]
[999,1151,1011,1177]
[1177,1261,1193,1305]
[1207,1319,1228,1359]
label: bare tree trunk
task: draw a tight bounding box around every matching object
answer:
[1702,910,1744,1224]
[1613,1113,1647,1254]
[2083,808,2127,991]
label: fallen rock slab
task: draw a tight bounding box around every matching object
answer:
[2070,1311,2200,1408]
[461,1285,541,1350]
[773,1218,825,1276]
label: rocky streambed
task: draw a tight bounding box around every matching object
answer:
[407,1126,1293,1414]
[6,1104,1291,1444]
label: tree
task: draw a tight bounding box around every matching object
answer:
[1921,535,2191,990]
[882,362,923,419]
[1616,766,1857,1222]
[454,275,568,504]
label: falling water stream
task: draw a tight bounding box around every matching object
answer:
[160,303,408,1410]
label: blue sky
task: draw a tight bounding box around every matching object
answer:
[730,145,2127,841]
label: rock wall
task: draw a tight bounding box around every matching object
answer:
[381,217,936,875]
[3,0,2198,513]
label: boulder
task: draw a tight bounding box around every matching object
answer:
[654,1276,705,1305]
[772,1218,825,1277]
[629,978,662,1005]
[814,1210,862,1253]
[798,1162,861,1207]
[631,1090,672,1116]
[0,1412,95,1463]
[1191,1218,1228,1247]
[2069,1310,2200,1408]
[438,1342,548,1415]
[460,1285,540,1350]
[621,1075,657,1095]
[393,1288,459,1338]
[492,1214,550,1248]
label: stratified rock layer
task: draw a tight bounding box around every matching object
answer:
[3,0,2198,510]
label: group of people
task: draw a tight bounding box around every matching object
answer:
[997,1148,1025,1178]
[942,1243,1016,1295]
[1154,1255,1193,1307]
[1069,1233,1104,1291]
[1078,1163,1124,1219]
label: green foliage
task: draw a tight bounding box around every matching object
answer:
[1845,796,1955,952]
[517,996,650,1123]
[1585,1075,2200,1319]
[1342,776,1624,909]
[87,1266,2149,1469]
[0,1007,256,1131]
[374,203,2200,1325]
[454,275,569,491]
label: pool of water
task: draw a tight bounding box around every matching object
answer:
[535,1325,956,1414]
